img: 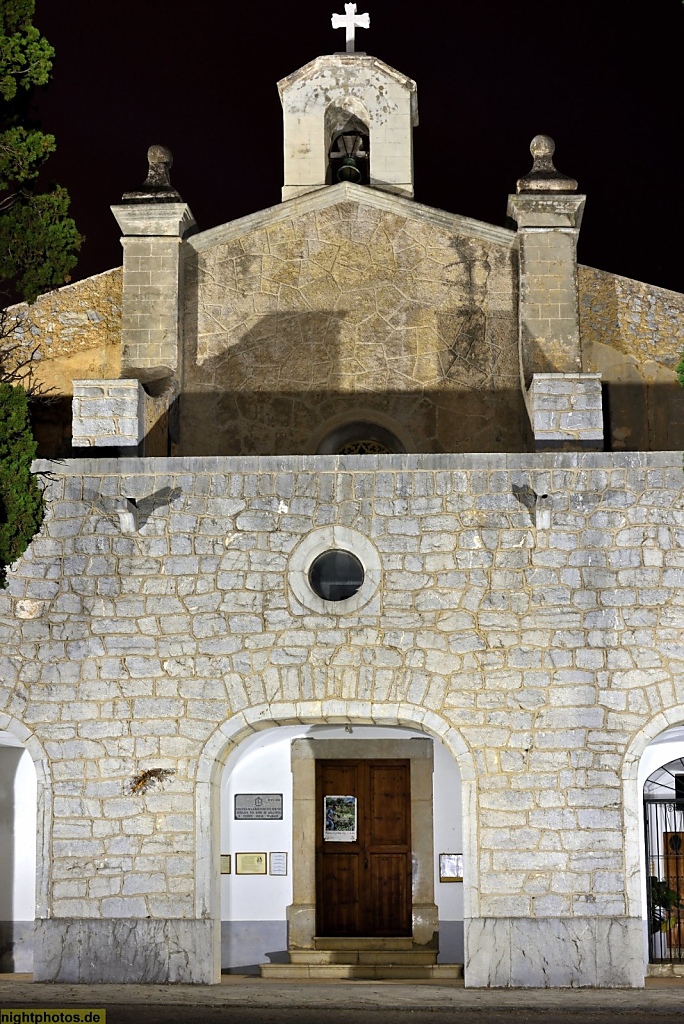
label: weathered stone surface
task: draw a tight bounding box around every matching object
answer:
[184,190,521,456]
[33,918,216,983]
[1,449,682,986]
[579,265,684,451]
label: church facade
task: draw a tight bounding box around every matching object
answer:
[2,32,684,988]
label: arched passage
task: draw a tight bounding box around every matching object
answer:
[622,708,684,973]
[0,716,50,973]
[196,700,476,983]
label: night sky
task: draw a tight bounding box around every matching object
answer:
[32,0,684,293]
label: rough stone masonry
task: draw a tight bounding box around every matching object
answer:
[2,450,683,985]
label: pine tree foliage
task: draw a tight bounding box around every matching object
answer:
[0,0,81,304]
[0,0,77,584]
[0,382,43,589]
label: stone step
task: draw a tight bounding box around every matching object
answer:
[289,948,437,965]
[313,936,414,951]
[260,963,464,981]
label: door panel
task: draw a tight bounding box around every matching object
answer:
[316,758,411,936]
[369,853,411,934]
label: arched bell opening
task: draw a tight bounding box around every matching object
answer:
[0,730,37,972]
[325,107,370,186]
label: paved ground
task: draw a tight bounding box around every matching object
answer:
[3,976,684,1024]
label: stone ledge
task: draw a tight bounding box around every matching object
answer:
[32,449,683,477]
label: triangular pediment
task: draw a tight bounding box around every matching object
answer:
[187,182,515,255]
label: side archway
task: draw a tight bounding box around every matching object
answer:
[0,714,52,971]
[195,699,476,983]
[622,709,684,923]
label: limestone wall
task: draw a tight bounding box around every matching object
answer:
[2,269,123,457]
[2,451,684,984]
[579,266,684,450]
[183,195,522,456]
[4,269,123,395]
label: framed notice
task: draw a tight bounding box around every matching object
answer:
[236,852,267,875]
[324,795,357,842]
[234,793,283,820]
[220,854,231,874]
[439,853,463,882]
[269,852,288,876]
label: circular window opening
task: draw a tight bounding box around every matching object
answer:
[309,550,365,602]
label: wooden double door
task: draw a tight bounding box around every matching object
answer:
[315,758,412,937]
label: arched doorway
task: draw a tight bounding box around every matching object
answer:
[0,730,37,972]
[640,725,684,969]
[216,720,466,974]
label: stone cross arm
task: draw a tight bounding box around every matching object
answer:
[332,3,370,53]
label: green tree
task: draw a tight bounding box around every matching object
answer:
[0,381,43,589]
[0,0,81,304]
[0,0,81,586]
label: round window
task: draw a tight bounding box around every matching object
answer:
[308,550,365,602]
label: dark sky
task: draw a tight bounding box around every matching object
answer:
[32,0,684,293]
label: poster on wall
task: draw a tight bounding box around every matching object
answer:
[439,853,463,882]
[324,795,357,842]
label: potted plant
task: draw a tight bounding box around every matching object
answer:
[648,876,682,959]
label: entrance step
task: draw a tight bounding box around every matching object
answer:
[313,936,414,951]
[260,963,463,980]
[290,948,437,965]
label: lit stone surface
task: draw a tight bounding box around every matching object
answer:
[527,373,603,450]
[3,450,684,984]
[278,54,418,200]
[184,188,520,455]
[579,265,684,451]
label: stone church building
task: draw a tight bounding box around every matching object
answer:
[2,21,684,988]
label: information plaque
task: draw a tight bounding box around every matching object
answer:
[234,793,283,820]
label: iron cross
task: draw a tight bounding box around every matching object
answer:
[332,4,370,53]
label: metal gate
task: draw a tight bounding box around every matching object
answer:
[644,758,684,963]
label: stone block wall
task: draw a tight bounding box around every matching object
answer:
[3,450,684,985]
[527,373,603,450]
[112,204,195,376]
[72,379,146,448]
[507,193,585,385]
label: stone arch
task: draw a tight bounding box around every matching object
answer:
[325,98,371,185]
[195,699,477,983]
[621,708,684,921]
[306,406,414,455]
[0,714,52,920]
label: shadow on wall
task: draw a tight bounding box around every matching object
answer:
[180,307,526,456]
[0,746,24,972]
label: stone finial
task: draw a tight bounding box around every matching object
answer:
[122,144,183,203]
[516,135,578,194]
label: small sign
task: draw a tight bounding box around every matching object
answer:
[234,793,283,820]
[439,853,463,882]
[220,854,231,874]
[236,852,267,875]
[269,852,288,876]
[324,795,357,842]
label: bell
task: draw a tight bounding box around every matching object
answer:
[337,156,362,184]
